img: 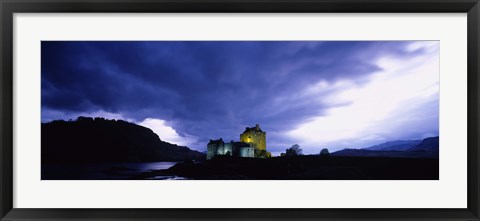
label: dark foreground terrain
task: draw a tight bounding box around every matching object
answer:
[132,155,439,180]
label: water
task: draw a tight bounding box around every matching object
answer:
[42,162,184,180]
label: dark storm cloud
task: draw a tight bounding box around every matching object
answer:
[41,41,429,151]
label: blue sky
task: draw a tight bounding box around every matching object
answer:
[41,41,439,155]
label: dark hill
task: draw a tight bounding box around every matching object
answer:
[364,140,421,151]
[42,117,205,163]
[408,136,439,152]
[331,149,438,158]
[332,137,439,159]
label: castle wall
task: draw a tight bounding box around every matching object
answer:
[240,146,255,158]
[224,143,233,156]
[207,144,217,160]
[216,144,225,155]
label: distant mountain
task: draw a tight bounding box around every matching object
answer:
[408,136,439,152]
[364,140,421,151]
[42,117,205,163]
[331,149,438,158]
[332,136,439,159]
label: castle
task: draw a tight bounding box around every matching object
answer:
[207,124,271,160]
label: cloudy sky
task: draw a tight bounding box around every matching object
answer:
[41,41,439,155]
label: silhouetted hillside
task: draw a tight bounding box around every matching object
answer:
[331,149,438,158]
[408,136,439,152]
[42,117,205,163]
[364,140,421,151]
[332,136,439,159]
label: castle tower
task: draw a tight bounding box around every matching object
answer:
[240,124,266,151]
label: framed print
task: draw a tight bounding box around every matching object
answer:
[1,0,479,220]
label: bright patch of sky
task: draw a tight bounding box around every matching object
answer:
[287,42,439,153]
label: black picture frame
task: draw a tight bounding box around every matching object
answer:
[1,0,479,220]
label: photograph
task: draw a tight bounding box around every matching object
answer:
[41,41,440,180]
[2,0,478,219]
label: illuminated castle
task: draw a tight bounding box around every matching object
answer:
[207,124,271,160]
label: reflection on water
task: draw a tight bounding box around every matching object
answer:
[42,162,184,180]
[148,176,187,180]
